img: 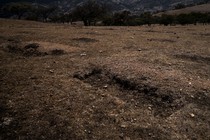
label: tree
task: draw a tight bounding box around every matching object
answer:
[72,0,107,26]
[160,14,174,26]
[140,12,153,26]
[174,3,186,9]
[1,2,33,19]
[112,10,131,26]
[34,5,57,22]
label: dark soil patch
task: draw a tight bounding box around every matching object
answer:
[147,38,176,43]
[144,30,161,33]
[187,91,210,109]
[119,126,171,140]
[73,66,185,117]
[50,49,66,55]
[200,33,210,36]
[72,38,98,43]
[3,42,47,57]
[24,43,40,49]
[174,53,210,64]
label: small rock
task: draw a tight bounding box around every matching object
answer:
[101,93,106,97]
[189,82,192,85]
[138,49,142,51]
[120,124,127,128]
[148,107,152,110]
[3,117,13,126]
[190,113,195,117]
[103,85,108,88]
[49,70,54,73]
[119,133,124,139]
[99,50,103,53]
[130,36,134,39]
[80,53,87,56]
[148,133,152,136]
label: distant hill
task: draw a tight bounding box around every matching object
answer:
[156,3,210,16]
[1,0,209,13]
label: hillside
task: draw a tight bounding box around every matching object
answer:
[156,3,210,15]
[1,0,209,12]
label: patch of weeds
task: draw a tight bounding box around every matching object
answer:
[72,38,98,43]
[3,42,47,57]
[174,53,210,64]
[50,49,65,55]
[24,43,40,49]
[147,38,176,43]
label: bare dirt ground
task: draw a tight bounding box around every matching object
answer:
[0,19,210,140]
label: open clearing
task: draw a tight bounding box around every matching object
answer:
[0,19,210,140]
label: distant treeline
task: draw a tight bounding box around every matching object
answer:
[103,12,210,26]
[1,1,210,26]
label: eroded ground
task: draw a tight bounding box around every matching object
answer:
[0,19,210,140]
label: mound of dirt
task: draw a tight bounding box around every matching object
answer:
[2,42,67,57]
[2,42,47,57]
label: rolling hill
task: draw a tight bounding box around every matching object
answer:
[156,3,210,15]
[1,0,209,13]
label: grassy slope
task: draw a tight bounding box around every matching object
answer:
[156,3,210,15]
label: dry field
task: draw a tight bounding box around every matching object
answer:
[0,19,210,140]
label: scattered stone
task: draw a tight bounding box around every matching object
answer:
[120,124,127,128]
[189,82,192,85]
[2,117,13,126]
[49,70,54,73]
[119,133,124,139]
[103,85,108,89]
[99,50,103,53]
[101,93,106,97]
[148,133,153,136]
[138,49,142,51]
[190,113,195,117]
[80,53,87,56]
[148,107,152,110]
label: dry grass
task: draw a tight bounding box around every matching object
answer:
[0,19,210,140]
[156,3,210,16]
